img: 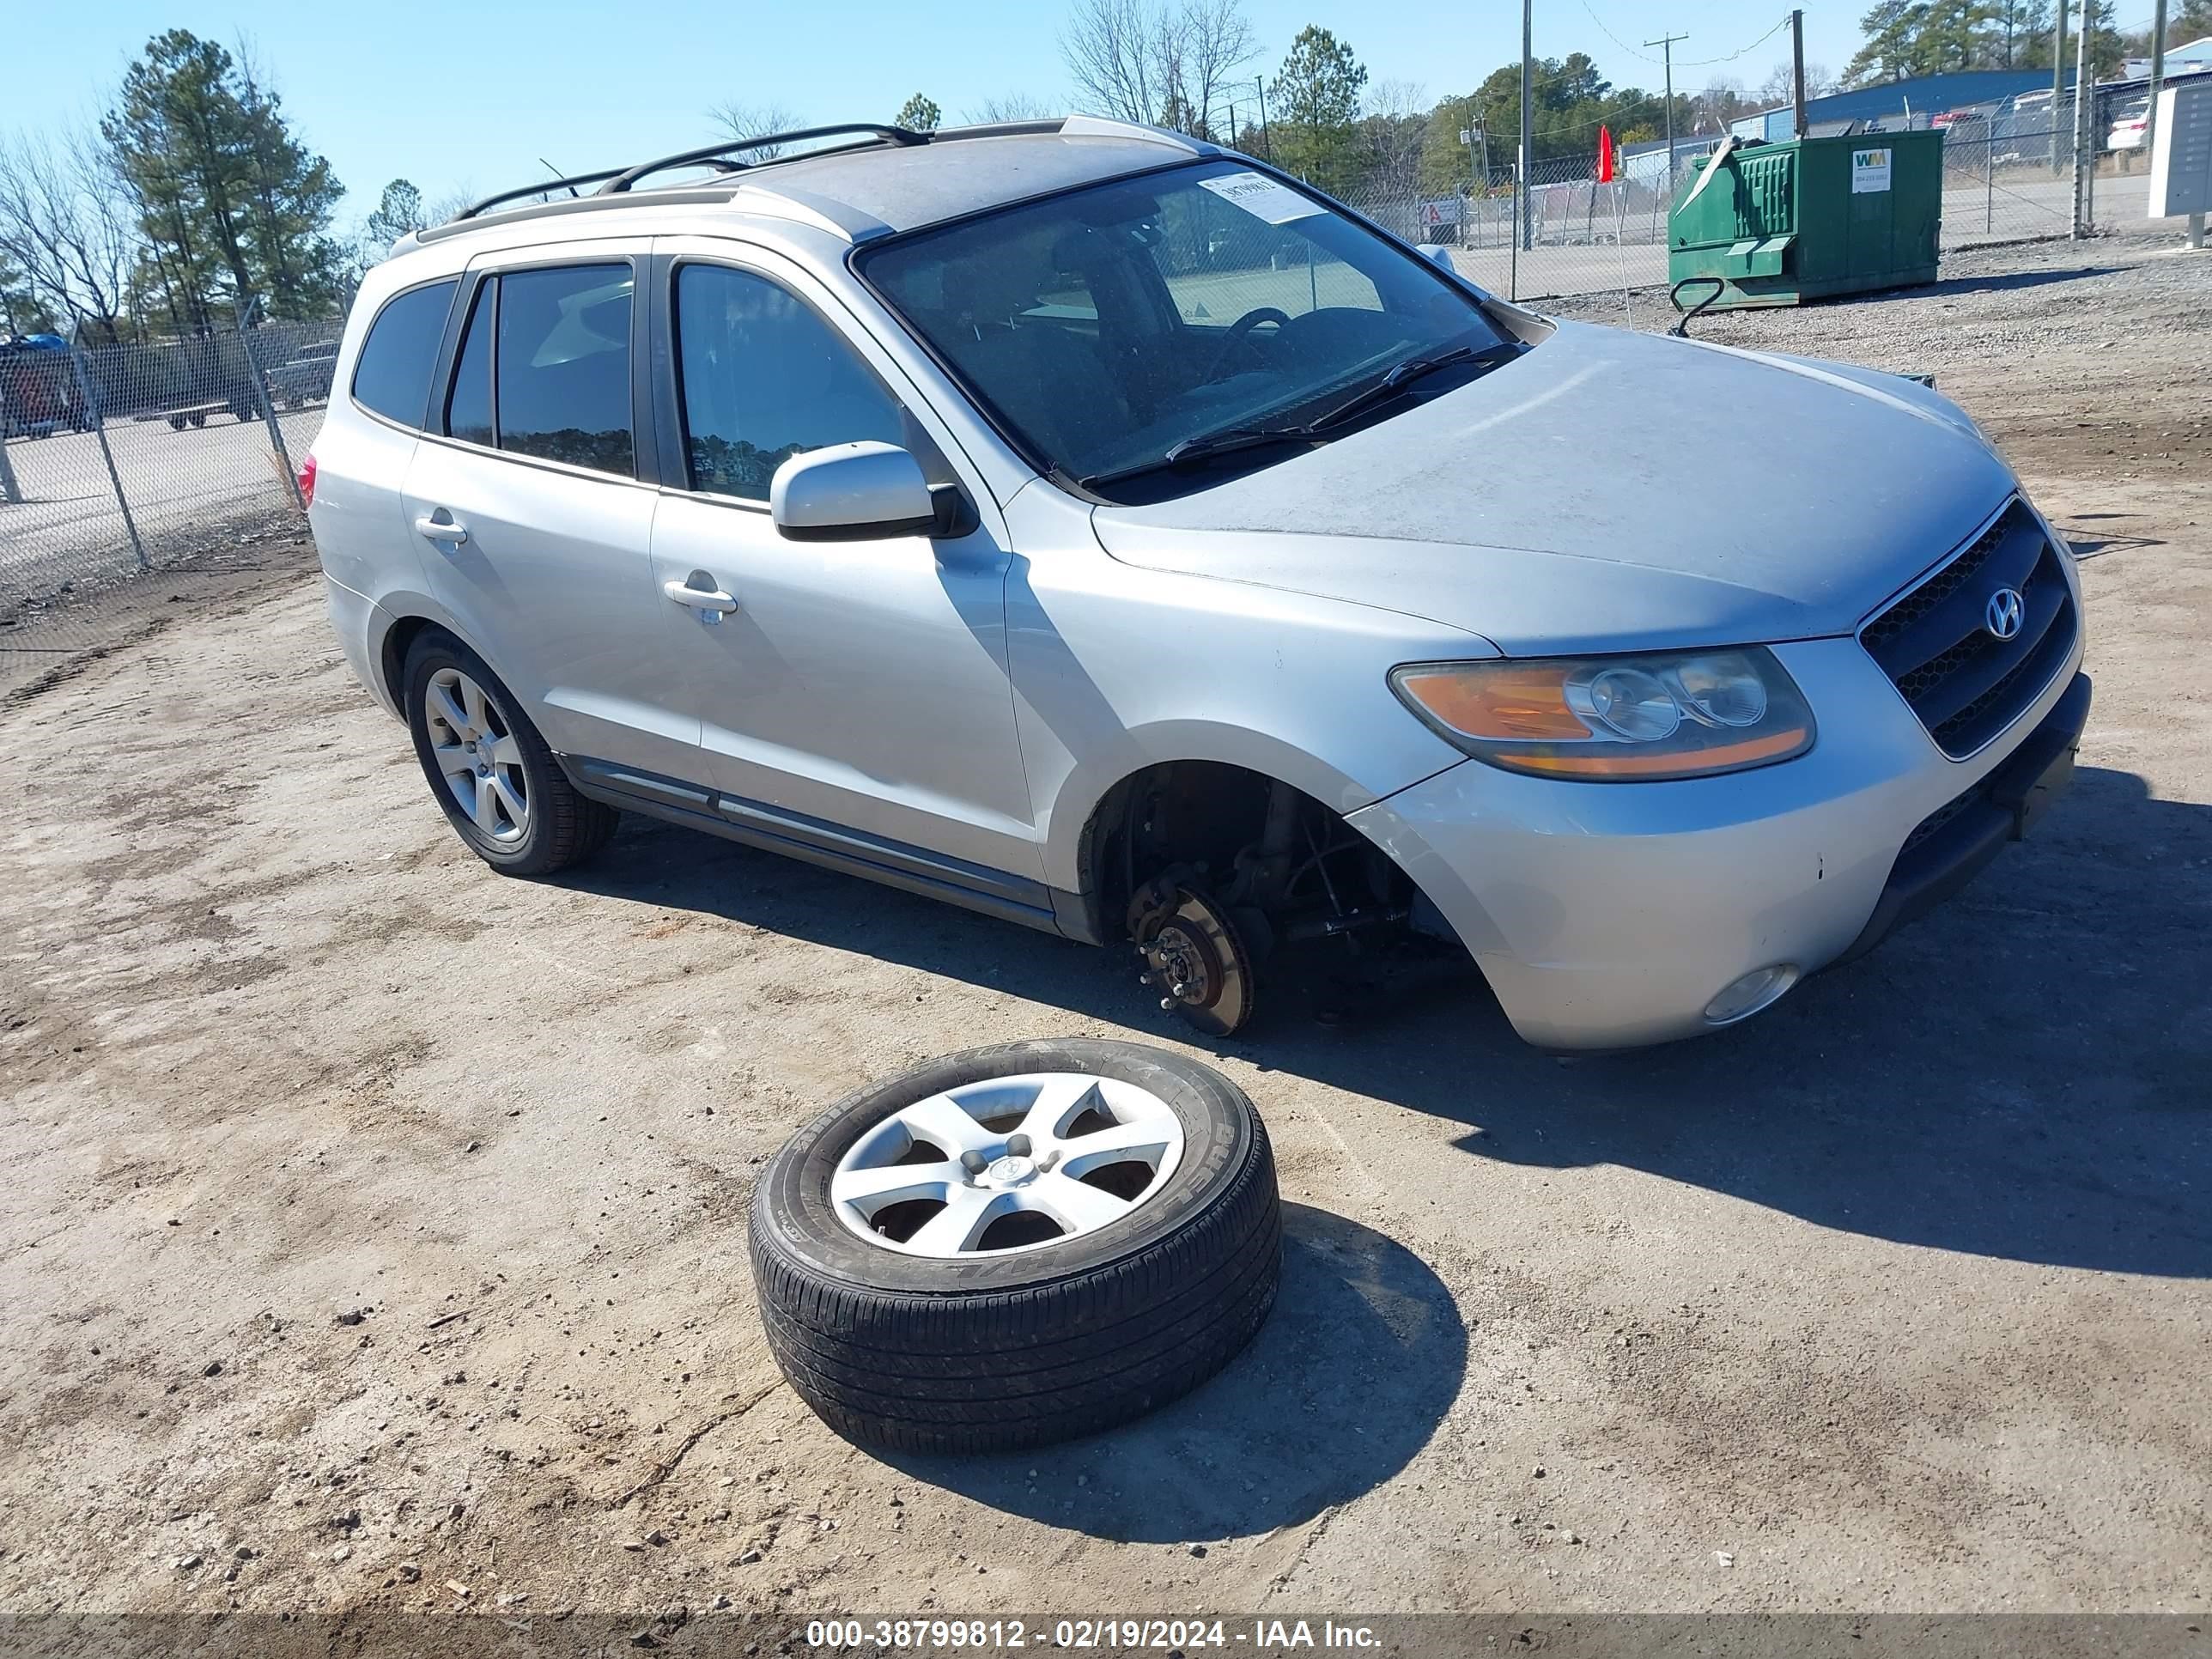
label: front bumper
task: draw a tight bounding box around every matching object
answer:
[1346,634,2088,1049]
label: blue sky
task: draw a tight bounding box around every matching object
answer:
[13,1,1869,231]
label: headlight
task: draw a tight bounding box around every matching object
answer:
[1389,648,1815,781]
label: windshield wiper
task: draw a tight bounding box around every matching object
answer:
[1163,426,1319,465]
[1079,425,1319,489]
[1077,341,1524,492]
[1306,341,1520,433]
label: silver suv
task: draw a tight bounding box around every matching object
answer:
[307,117,2088,1048]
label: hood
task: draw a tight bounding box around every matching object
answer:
[1090,320,2019,655]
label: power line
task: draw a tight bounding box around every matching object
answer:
[1579,2,1795,71]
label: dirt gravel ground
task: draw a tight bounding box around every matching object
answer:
[2,233,2208,1637]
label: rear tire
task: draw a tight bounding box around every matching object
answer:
[751,1040,1281,1454]
[402,630,618,877]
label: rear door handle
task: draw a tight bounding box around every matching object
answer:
[415,513,469,545]
[664,578,738,614]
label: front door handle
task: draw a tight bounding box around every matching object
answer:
[664,577,738,615]
[415,512,469,546]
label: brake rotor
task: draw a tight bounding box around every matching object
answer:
[1128,878,1255,1037]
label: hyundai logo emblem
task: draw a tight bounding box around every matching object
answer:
[1984,586,2026,641]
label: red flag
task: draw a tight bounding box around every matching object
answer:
[1596,125,1615,184]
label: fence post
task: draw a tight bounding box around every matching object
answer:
[70,347,149,573]
[2070,24,2095,237]
[1509,163,1519,302]
[234,301,305,509]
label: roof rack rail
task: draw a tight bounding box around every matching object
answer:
[449,167,627,223]
[596,124,930,197]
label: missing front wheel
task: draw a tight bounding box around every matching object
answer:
[1128,876,1257,1037]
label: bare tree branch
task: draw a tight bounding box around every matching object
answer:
[1182,0,1259,139]
[1060,0,1256,137]
[1358,78,1430,196]
[962,93,1061,124]
[0,129,135,343]
[1061,0,1161,124]
[707,101,806,160]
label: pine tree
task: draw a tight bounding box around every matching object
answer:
[1272,26,1368,196]
[101,30,345,327]
[362,179,427,256]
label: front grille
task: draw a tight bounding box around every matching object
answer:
[1861,500,2077,759]
[1898,783,1979,860]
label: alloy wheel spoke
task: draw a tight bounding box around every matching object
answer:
[1030,1170,1133,1235]
[830,1160,964,1210]
[904,1186,1001,1255]
[1012,1074,1108,1145]
[486,733,522,766]
[469,774,503,833]
[1058,1116,1176,1171]
[431,740,474,782]
[488,775,526,830]
[892,1092,1000,1158]
[428,681,471,738]
[459,676,489,734]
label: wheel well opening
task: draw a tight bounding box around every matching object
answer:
[1082,760,1455,951]
[380,615,437,708]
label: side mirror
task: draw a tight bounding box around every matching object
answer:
[770,441,938,542]
[1420,240,1492,301]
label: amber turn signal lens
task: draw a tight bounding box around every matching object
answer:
[1498,726,1810,777]
[1395,665,1589,741]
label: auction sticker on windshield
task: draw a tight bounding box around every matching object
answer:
[1200,170,1322,223]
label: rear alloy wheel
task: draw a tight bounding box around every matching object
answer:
[402,631,618,877]
[750,1040,1281,1453]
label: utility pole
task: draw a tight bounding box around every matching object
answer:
[2051,0,2069,174]
[1645,31,1687,195]
[1518,0,1534,261]
[2072,3,2096,235]
[1254,76,1271,161]
[2146,0,2168,162]
[1790,9,1808,137]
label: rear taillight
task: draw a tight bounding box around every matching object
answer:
[298,452,317,508]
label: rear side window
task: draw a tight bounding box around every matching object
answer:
[494,264,634,477]
[350,280,458,427]
[445,283,492,447]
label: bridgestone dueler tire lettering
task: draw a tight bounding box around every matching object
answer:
[750,1040,1282,1453]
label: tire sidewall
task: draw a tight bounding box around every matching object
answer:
[402,633,560,872]
[753,1039,1259,1298]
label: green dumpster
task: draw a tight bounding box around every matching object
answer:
[1668,130,1942,309]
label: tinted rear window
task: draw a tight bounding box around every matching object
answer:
[445,282,492,447]
[494,264,634,477]
[350,280,458,427]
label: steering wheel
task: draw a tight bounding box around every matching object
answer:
[1202,306,1293,380]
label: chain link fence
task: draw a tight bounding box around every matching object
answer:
[1,315,337,678]
[1342,94,2170,306]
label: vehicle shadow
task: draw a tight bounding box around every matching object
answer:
[560,763,2212,1279]
[872,1202,1467,1543]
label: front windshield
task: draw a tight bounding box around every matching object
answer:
[860,159,1511,492]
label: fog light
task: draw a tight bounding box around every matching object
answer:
[1703,963,1800,1026]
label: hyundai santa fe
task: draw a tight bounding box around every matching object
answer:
[306,116,2089,1048]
